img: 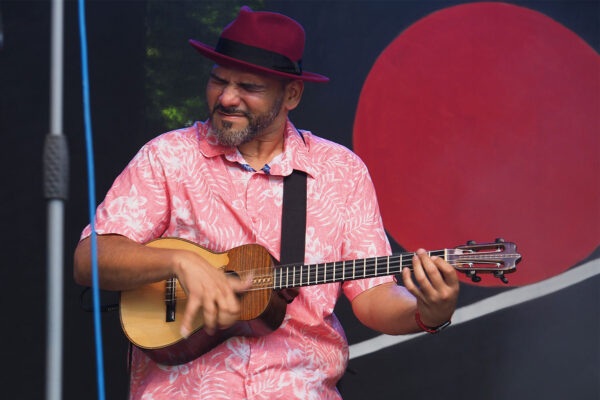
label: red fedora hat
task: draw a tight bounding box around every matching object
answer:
[189,6,329,83]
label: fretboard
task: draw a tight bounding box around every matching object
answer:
[272,249,448,289]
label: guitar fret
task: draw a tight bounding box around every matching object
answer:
[352,260,356,280]
[305,265,307,286]
[272,270,275,289]
[279,268,283,289]
[324,263,327,283]
[286,267,289,289]
[363,258,366,278]
[375,257,378,276]
[307,264,310,286]
[333,261,335,283]
[342,260,345,281]
[293,265,296,286]
[386,255,389,275]
[300,265,303,286]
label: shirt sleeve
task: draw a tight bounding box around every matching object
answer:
[341,154,394,302]
[80,140,170,243]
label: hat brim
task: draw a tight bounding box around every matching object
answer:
[189,39,330,83]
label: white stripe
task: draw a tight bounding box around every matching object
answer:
[349,258,600,360]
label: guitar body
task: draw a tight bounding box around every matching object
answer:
[119,238,288,365]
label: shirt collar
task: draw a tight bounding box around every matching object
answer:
[195,119,316,178]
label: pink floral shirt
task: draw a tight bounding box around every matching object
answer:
[83,120,392,399]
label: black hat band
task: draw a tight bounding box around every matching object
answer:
[215,37,303,76]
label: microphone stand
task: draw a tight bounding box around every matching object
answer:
[43,1,68,399]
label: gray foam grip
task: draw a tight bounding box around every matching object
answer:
[43,134,69,200]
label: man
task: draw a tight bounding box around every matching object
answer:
[74,6,458,399]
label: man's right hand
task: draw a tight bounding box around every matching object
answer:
[173,250,253,337]
[74,234,252,338]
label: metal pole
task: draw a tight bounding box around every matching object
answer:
[45,0,67,399]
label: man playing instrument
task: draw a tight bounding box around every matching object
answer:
[74,6,459,399]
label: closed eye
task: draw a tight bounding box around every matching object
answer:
[238,83,266,92]
[209,72,267,92]
[209,73,228,85]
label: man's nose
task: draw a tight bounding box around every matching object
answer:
[218,85,241,108]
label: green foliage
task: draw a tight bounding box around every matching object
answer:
[145,0,265,133]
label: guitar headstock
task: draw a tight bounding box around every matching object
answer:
[448,238,522,284]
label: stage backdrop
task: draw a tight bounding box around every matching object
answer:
[1,1,598,399]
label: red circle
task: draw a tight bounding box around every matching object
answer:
[354,3,599,286]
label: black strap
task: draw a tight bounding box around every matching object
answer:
[280,170,307,265]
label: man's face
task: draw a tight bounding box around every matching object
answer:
[206,65,287,147]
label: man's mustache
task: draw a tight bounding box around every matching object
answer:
[212,104,250,119]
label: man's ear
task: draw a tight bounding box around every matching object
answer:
[283,80,304,111]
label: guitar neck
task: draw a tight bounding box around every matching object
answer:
[272,249,449,289]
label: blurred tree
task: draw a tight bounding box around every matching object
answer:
[145,0,265,133]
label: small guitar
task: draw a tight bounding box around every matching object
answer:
[120,237,521,365]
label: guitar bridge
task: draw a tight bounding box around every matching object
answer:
[165,278,176,322]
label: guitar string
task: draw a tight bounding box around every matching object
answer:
[163,248,508,287]
[163,248,507,289]
[161,259,509,300]
[161,255,510,285]
[162,254,508,288]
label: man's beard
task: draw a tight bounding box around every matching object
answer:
[209,94,284,147]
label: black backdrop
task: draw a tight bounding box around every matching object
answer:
[1,1,598,399]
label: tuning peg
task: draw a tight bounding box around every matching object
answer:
[466,270,481,283]
[467,240,476,245]
[494,271,509,284]
[495,238,505,243]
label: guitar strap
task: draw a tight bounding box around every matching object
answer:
[278,169,307,303]
[280,169,307,265]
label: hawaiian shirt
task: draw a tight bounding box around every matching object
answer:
[82,119,393,399]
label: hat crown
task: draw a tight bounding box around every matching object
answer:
[221,6,305,62]
[188,6,328,82]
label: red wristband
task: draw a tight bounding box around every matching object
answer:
[415,311,451,334]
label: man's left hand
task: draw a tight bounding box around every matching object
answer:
[402,248,460,328]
